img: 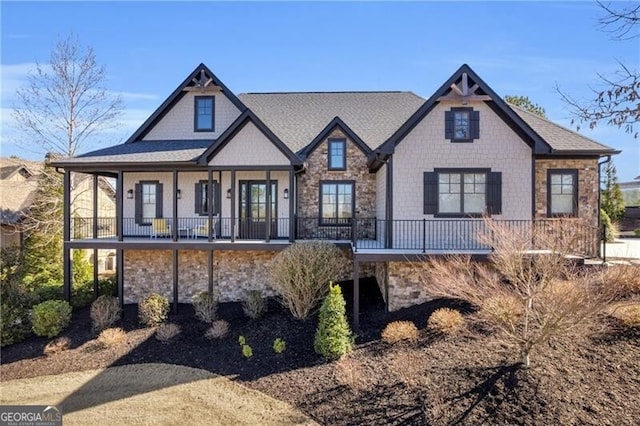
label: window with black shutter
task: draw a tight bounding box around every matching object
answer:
[135,181,163,225]
[445,108,479,142]
[424,169,501,217]
[194,180,220,216]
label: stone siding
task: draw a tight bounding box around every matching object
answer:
[534,158,599,226]
[297,129,376,238]
[122,246,376,304]
[387,261,433,311]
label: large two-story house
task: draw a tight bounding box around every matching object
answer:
[51,64,619,327]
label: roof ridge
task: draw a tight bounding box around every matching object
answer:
[507,103,616,151]
[239,91,415,95]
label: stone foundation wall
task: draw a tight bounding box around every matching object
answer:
[375,262,388,303]
[387,261,433,311]
[123,246,376,304]
[535,158,599,226]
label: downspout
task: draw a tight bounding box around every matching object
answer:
[598,155,612,262]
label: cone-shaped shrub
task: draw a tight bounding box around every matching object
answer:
[314,282,353,359]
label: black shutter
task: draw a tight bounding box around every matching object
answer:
[134,183,142,224]
[156,183,163,218]
[487,172,502,215]
[444,111,454,139]
[424,172,438,214]
[470,110,480,139]
[195,182,202,214]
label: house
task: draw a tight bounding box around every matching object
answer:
[0,156,117,274]
[50,64,619,327]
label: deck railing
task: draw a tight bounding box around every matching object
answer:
[71,217,599,257]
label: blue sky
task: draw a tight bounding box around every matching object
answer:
[1,1,638,181]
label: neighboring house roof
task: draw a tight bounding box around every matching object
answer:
[509,104,619,155]
[238,91,425,153]
[61,140,213,165]
[620,180,640,190]
[0,164,33,180]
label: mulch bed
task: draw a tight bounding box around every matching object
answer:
[2,279,639,425]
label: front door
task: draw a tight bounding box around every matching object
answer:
[239,181,277,239]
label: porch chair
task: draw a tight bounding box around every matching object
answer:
[151,218,171,239]
[192,215,218,240]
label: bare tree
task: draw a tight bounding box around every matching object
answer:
[557,2,639,138]
[419,219,620,368]
[12,34,122,157]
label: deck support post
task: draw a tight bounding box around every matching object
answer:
[208,168,213,242]
[289,167,295,243]
[265,169,271,242]
[231,170,236,242]
[116,171,123,241]
[172,170,178,242]
[208,250,214,294]
[173,249,178,314]
[63,170,72,302]
[117,248,124,312]
[93,175,99,298]
[353,258,360,331]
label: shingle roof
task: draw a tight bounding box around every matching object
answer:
[66,140,213,164]
[509,104,618,153]
[238,92,425,152]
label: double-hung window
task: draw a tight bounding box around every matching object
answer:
[320,181,354,225]
[195,180,219,216]
[445,107,480,142]
[328,139,346,170]
[548,170,578,217]
[194,96,214,131]
[135,181,163,225]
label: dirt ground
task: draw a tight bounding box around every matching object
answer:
[1,281,639,425]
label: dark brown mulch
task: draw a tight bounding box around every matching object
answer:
[1,279,639,425]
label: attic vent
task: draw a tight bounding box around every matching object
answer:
[438,72,491,104]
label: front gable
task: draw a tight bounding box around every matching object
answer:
[377,64,552,157]
[199,111,301,167]
[127,64,247,143]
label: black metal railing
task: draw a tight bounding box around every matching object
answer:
[71,216,599,257]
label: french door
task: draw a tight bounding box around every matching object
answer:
[239,181,277,239]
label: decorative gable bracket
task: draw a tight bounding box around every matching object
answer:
[438,72,492,105]
[184,69,219,93]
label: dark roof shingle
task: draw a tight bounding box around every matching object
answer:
[509,104,618,154]
[66,140,213,164]
[238,92,425,152]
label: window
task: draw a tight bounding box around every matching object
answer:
[548,170,577,217]
[424,169,502,216]
[135,181,163,225]
[195,180,219,216]
[328,139,346,170]
[320,181,354,225]
[194,96,214,131]
[445,108,480,142]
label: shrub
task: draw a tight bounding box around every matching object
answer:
[635,228,640,237]
[139,293,169,326]
[421,218,621,367]
[193,291,218,324]
[71,280,94,309]
[97,327,126,347]
[90,295,121,332]
[98,276,117,297]
[427,308,466,336]
[242,344,253,358]
[334,355,373,393]
[238,335,246,346]
[242,290,266,319]
[611,303,640,327]
[314,282,353,359]
[1,290,34,347]
[601,209,619,242]
[31,300,72,338]
[381,321,419,344]
[270,241,348,319]
[156,323,181,344]
[481,295,523,327]
[43,336,71,355]
[598,265,640,297]
[34,284,63,303]
[205,320,229,340]
[273,338,286,354]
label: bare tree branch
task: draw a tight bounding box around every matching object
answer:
[597,1,640,40]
